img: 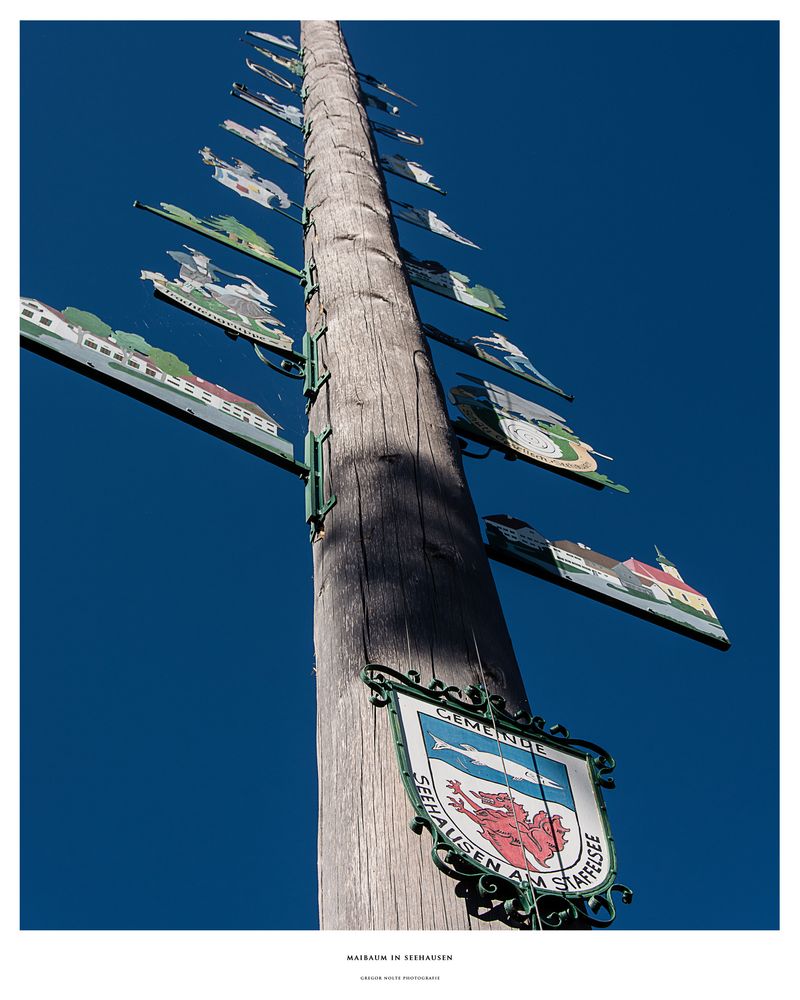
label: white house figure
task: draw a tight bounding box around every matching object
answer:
[20,299,81,343]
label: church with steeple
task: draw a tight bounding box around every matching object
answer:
[621,547,719,621]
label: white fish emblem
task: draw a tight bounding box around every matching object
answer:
[430,738,562,789]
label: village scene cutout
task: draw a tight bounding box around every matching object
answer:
[485,514,729,647]
[20,298,293,460]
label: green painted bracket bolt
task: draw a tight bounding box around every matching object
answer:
[304,426,336,538]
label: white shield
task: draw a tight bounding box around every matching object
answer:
[396,692,613,896]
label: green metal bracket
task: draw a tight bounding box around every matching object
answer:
[305,426,336,537]
[303,325,330,403]
[301,257,319,303]
[301,85,310,103]
[302,119,313,140]
[302,205,315,234]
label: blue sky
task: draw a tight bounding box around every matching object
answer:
[20,20,778,930]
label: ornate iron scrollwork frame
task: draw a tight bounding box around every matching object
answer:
[360,662,633,930]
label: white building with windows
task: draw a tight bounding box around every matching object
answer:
[154,370,279,434]
[20,299,82,342]
[81,332,279,436]
[81,333,160,377]
[484,514,551,552]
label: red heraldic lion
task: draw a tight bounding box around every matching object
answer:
[447,778,569,869]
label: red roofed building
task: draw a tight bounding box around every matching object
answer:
[183,375,278,427]
[622,554,718,619]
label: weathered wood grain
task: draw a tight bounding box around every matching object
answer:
[302,20,530,931]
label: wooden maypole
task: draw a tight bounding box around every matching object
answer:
[301,20,530,930]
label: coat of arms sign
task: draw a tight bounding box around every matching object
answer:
[362,664,632,929]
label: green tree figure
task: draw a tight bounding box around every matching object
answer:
[160,204,203,226]
[210,214,276,256]
[146,348,193,378]
[112,331,152,354]
[112,330,193,378]
[62,307,114,339]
